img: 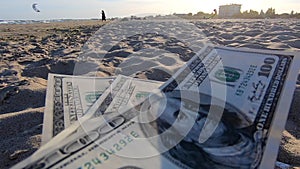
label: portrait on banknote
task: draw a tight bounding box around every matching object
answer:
[140,91,256,169]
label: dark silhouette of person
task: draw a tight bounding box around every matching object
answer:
[213,9,217,15]
[101,10,106,21]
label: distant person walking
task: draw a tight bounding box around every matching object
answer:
[101,10,106,21]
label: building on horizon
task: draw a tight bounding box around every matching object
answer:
[219,4,241,18]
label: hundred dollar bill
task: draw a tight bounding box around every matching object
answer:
[144,45,300,169]
[42,74,114,144]
[13,45,299,169]
[40,74,163,149]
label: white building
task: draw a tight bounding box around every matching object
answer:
[219,4,241,18]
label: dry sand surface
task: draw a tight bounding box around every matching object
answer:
[0,19,299,168]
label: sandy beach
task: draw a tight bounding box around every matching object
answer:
[0,19,299,168]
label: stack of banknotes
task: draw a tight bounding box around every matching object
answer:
[13,45,299,169]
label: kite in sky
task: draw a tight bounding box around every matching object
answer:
[32,3,40,12]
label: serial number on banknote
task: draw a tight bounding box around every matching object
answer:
[235,65,258,96]
[78,131,140,169]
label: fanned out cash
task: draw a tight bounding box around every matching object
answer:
[13,45,300,169]
[42,74,115,144]
[42,74,163,145]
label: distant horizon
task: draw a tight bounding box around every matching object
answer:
[1,11,300,21]
[0,0,299,20]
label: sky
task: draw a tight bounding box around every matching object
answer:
[0,0,299,20]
